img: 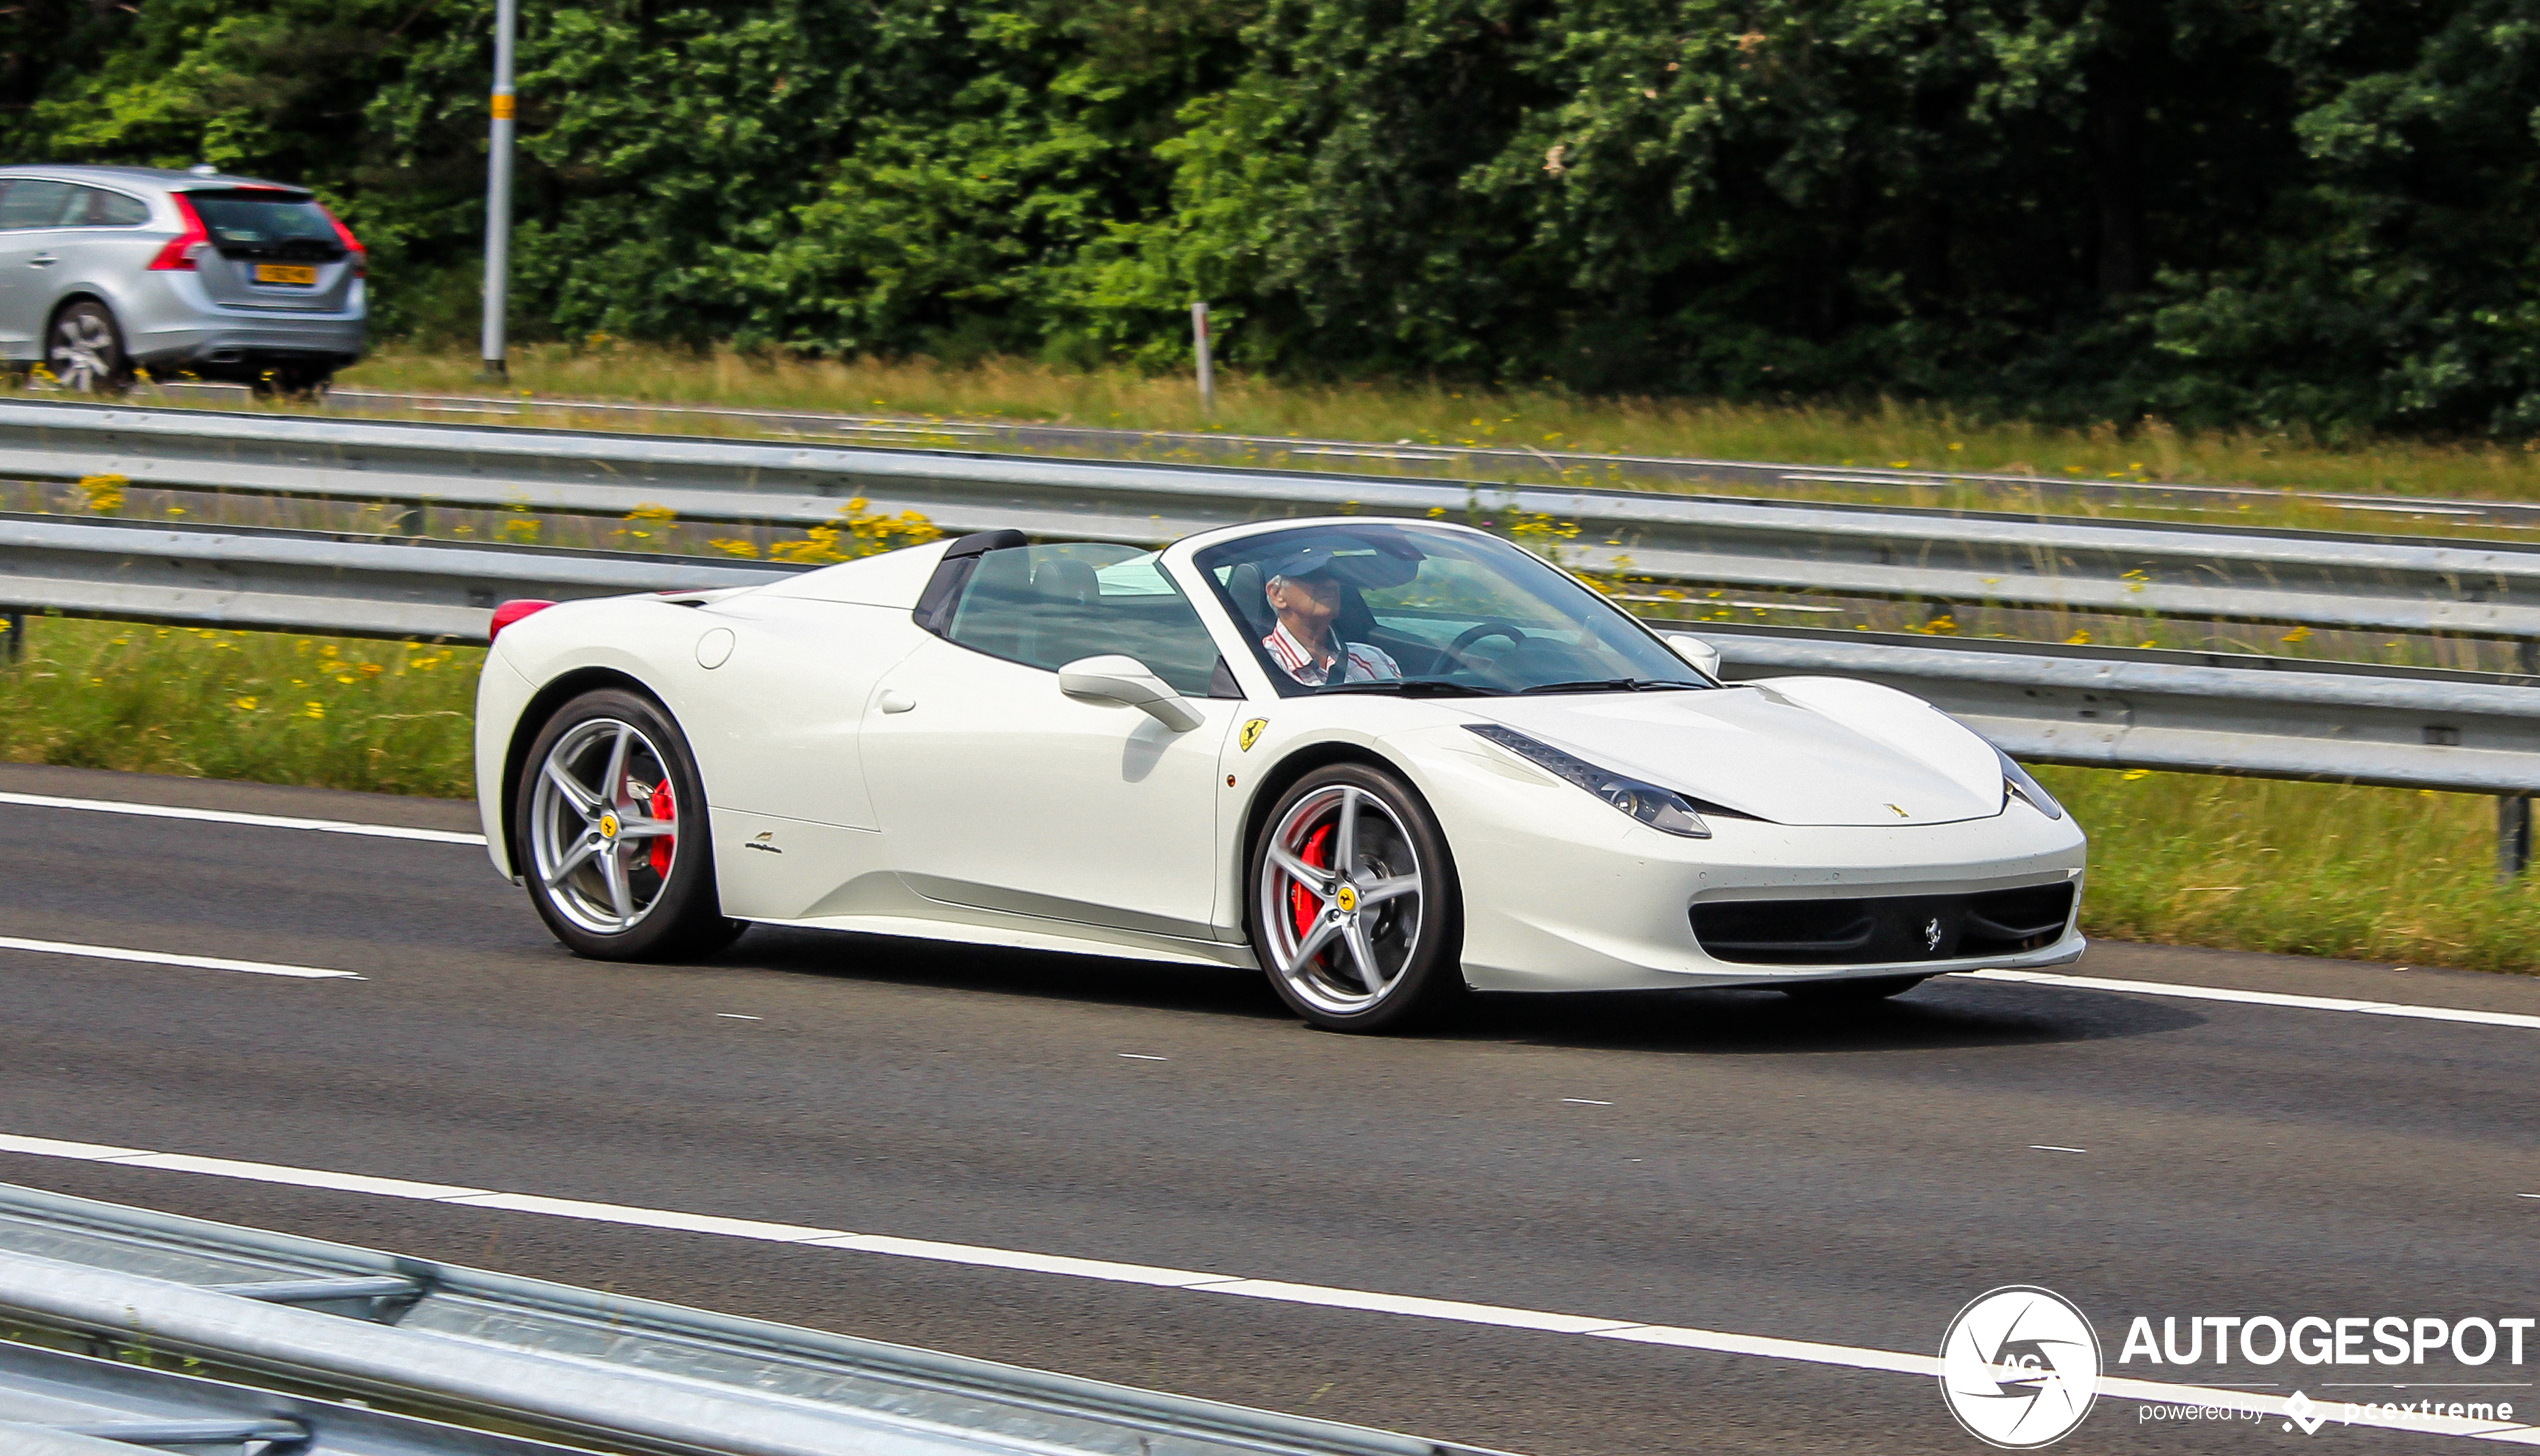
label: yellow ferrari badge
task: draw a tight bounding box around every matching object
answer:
[1335,884,1359,913]
[1887,804,1910,818]
[599,811,621,838]
[1240,718,1268,752]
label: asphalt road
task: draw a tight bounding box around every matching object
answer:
[1,759,2534,1455]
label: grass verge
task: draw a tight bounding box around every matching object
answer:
[339,343,2540,506]
[5,615,2531,976]
[2,617,477,797]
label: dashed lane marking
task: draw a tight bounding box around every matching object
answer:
[0,790,483,845]
[0,936,362,980]
[1957,968,2540,1033]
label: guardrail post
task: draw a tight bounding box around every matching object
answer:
[2501,797,2533,882]
[1,612,19,662]
[1191,301,1214,417]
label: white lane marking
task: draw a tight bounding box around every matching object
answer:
[1959,968,2540,1032]
[715,1014,762,1021]
[0,1133,2528,1445]
[1117,1053,1167,1061]
[0,791,484,846]
[0,936,361,981]
[2030,1145,2088,1154]
[1562,1098,1614,1106]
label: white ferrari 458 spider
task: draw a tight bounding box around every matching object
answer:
[475,516,2085,1031]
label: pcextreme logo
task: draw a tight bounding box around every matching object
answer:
[1939,1286,2103,1449]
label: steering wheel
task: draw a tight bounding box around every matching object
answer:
[1444,619,1529,670]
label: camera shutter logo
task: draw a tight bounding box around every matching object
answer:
[1939,1286,2101,1448]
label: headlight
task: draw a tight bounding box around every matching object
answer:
[1996,745,2065,820]
[1465,724,1712,838]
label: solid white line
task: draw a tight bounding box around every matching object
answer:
[2029,1145,2088,1154]
[0,791,484,846]
[1958,968,2540,1032]
[0,1132,2527,1444]
[0,936,361,980]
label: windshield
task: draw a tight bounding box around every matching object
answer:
[186,190,340,250]
[1193,524,1711,697]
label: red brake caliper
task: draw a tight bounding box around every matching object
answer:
[648,782,676,877]
[1288,823,1333,945]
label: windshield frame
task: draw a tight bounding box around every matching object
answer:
[1187,520,1715,700]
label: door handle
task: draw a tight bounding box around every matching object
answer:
[877,690,917,714]
[27,254,56,267]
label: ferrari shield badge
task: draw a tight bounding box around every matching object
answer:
[1240,718,1268,752]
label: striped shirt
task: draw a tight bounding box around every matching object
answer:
[1264,622,1401,686]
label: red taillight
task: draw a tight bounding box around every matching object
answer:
[322,206,367,278]
[488,599,557,641]
[147,195,210,271]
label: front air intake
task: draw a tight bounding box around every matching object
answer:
[1693,882,2075,966]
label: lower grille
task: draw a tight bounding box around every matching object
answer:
[1692,882,2076,966]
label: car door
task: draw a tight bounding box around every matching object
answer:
[0,180,76,355]
[860,543,1242,941]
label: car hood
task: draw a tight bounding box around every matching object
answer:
[1469,682,2003,826]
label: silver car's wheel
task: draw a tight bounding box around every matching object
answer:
[47,303,129,394]
[1253,765,1460,1030]
[528,716,682,936]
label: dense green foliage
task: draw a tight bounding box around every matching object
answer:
[14,0,2540,432]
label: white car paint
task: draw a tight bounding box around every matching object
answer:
[476,519,2087,993]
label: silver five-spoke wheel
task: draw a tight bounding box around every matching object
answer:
[529,717,681,935]
[47,303,128,394]
[1258,781,1430,1019]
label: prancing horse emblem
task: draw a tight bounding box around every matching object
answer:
[1240,718,1268,752]
[1922,917,1943,952]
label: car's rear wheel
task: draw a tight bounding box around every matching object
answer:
[47,302,131,394]
[516,688,742,961]
[1779,974,1928,1003]
[1250,763,1463,1032]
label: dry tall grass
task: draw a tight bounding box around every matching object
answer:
[338,344,2540,505]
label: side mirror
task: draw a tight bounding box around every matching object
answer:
[1663,633,1723,680]
[1058,655,1205,732]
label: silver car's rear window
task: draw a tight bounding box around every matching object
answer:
[186,190,337,247]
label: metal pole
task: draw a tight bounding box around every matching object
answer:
[2502,796,2533,883]
[479,0,517,383]
[1,612,21,663]
[1190,301,1213,417]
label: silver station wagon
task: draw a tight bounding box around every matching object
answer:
[0,164,366,395]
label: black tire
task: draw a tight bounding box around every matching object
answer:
[513,688,743,961]
[1248,762,1464,1033]
[46,301,132,394]
[1779,974,1928,1003]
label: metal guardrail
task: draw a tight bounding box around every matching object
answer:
[14,398,2540,641]
[4,510,2531,791]
[165,379,2540,534]
[0,511,788,641]
[6,506,2539,867]
[0,1181,1504,1456]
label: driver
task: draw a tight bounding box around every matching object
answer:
[1260,546,1401,686]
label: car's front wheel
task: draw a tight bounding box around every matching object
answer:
[1250,762,1463,1032]
[515,688,742,961]
[47,302,131,394]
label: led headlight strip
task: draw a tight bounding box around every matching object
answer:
[1995,745,2066,819]
[1465,724,1713,838]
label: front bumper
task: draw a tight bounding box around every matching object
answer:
[1404,732,2089,993]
